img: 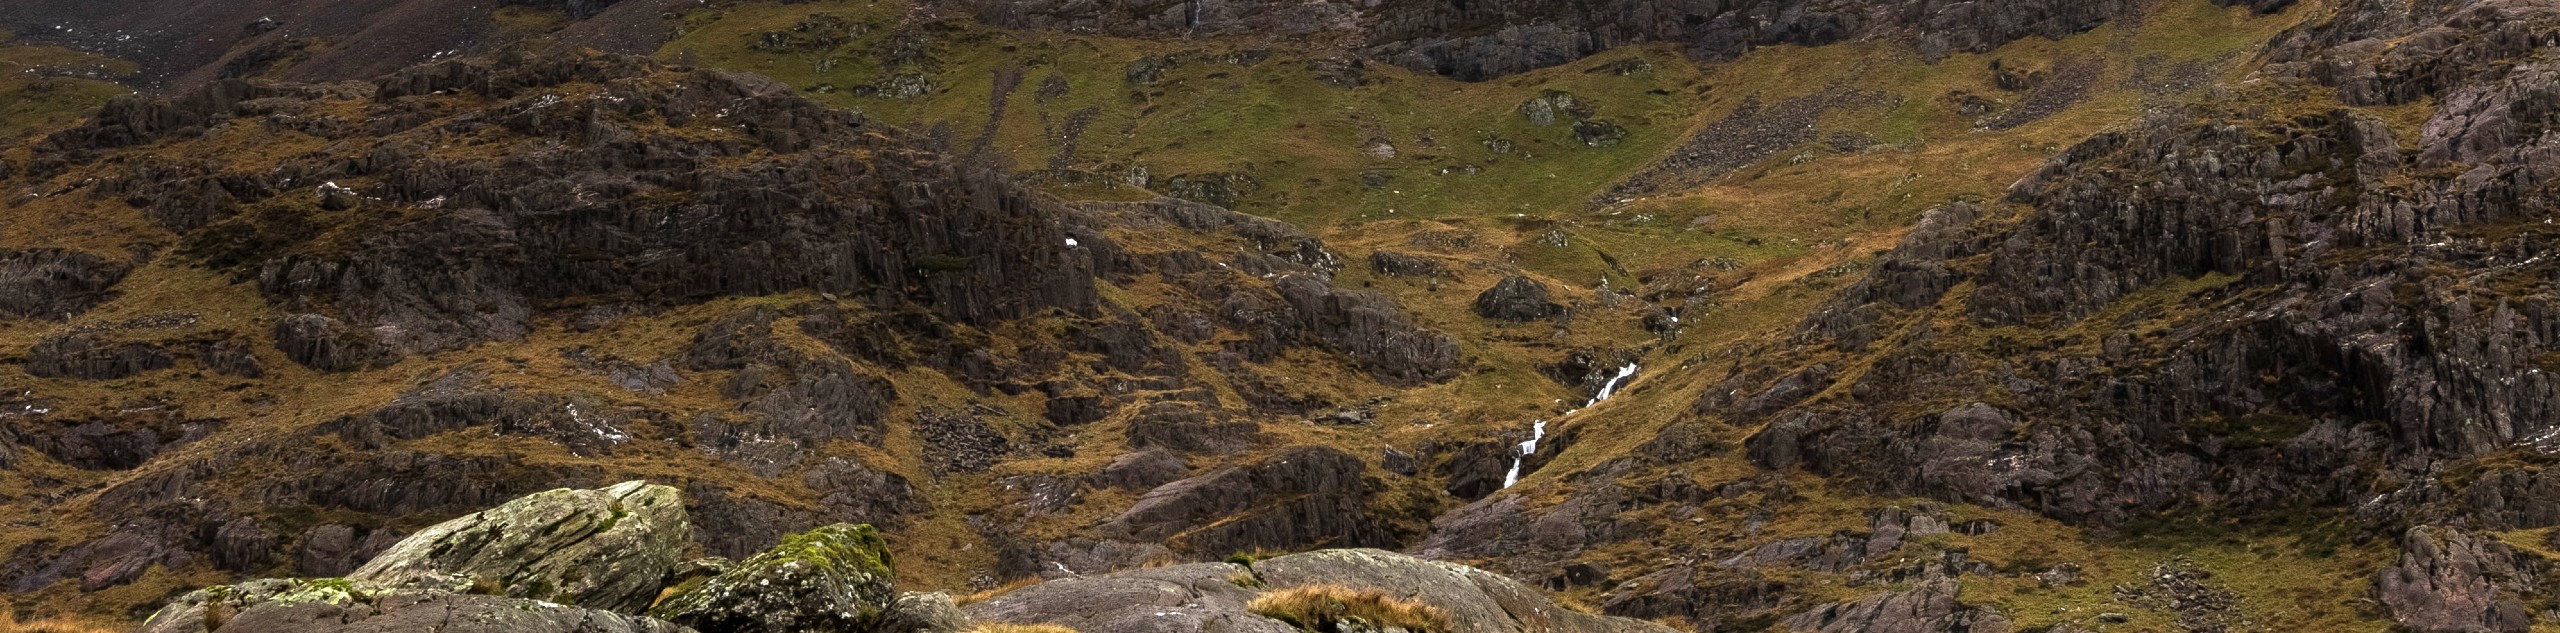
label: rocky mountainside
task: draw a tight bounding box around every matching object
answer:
[0,47,1485,621]
[949,0,2159,80]
[0,0,688,88]
[4,0,2559,632]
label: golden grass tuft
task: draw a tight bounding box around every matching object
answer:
[1246,585,1453,633]
[0,611,123,633]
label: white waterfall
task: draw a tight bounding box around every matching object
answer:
[1503,363,1638,489]
[1501,420,1546,489]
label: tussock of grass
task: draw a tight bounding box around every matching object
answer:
[1247,585,1453,633]
[0,611,122,633]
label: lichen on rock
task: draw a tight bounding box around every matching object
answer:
[650,523,900,633]
[347,480,691,614]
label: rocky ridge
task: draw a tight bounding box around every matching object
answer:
[133,481,1659,633]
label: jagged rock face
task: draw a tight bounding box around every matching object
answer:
[2375,526,2545,633]
[1074,198,1461,387]
[1100,445,1398,555]
[0,249,132,320]
[319,371,653,457]
[942,0,2128,80]
[1735,0,2560,527]
[271,314,391,373]
[1795,203,1990,351]
[967,549,1679,633]
[650,523,899,633]
[27,53,1106,366]
[21,332,173,379]
[1784,577,2010,633]
[348,481,690,614]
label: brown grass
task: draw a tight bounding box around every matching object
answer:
[0,611,122,633]
[1246,585,1453,633]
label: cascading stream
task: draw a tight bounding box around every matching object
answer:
[1504,363,1637,489]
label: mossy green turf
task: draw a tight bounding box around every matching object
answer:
[0,33,136,140]
[658,0,1702,230]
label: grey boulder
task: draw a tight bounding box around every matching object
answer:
[348,480,691,614]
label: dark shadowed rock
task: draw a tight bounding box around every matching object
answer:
[23,332,173,379]
[1371,250,1451,278]
[10,529,188,592]
[199,338,267,378]
[1783,576,2010,633]
[0,248,131,320]
[1125,400,1261,455]
[1095,449,1191,490]
[1101,445,1396,555]
[1473,275,1561,322]
[211,517,277,572]
[273,313,389,372]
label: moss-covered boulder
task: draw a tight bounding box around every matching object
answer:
[649,523,897,633]
[347,480,691,614]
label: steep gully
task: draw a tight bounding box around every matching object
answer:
[1506,363,1640,488]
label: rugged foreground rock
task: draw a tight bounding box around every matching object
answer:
[132,483,1662,633]
[968,548,1677,633]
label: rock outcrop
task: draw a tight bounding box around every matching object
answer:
[967,548,1678,633]
[2375,526,2544,633]
[346,480,689,613]
[136,482,695,633]
[1102,445,1398,555]
[651,524,899,633]
[1783,577,2010,633]
[1473,275,1562,322]
[0,248,132,320]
